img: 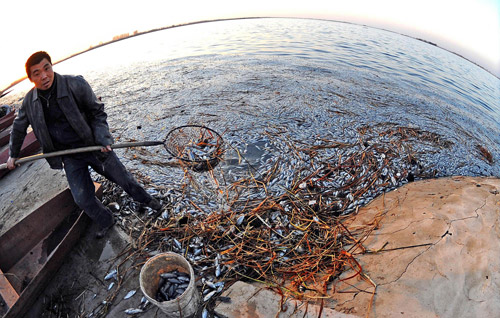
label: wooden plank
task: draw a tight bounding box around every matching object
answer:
[0,268,19,309]
[0,187,77,272]
[3,212,90,318]
[0,127,11,146]
[0,112,15,131]
[7,232,52,293]
[2,183,102,318]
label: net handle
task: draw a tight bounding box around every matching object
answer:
[0,141,163,170]
[1,125,224,170]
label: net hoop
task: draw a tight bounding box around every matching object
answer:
[164,125,224,167]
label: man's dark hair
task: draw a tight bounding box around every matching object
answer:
[25,51,52,79]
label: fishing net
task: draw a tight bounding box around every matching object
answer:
[164,125,224,172]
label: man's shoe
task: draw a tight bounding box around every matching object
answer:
[96,221,115,239]
[107,202,120,212]
[147,198,162,211]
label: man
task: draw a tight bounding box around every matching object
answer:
[8,51,161,238]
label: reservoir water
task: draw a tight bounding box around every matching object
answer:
[5,18,500,190]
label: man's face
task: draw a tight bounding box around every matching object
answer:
[29,58,54,90]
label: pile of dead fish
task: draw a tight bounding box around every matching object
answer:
[183,140,221,162]
[94,124,449,308]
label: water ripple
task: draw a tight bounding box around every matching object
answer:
[5,18,499,180]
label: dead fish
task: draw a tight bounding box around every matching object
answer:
[205,280,216,289]
[140,296,150,309]
[202,308,209,318]
[204,290,216,302]
[108,282,115,290]
[161,211,169,219]
[215,265,221,278]
[125,308,143,315]
[178,276,190,282]
[160,272,177,279]
[176,288,186,295]
[104,269,117,280]
[124,289,136,300]
[236,214,245,225]
[168,278,181,284]
[216,281,225,292]
[193,248,202,256]
[173,238,182,250]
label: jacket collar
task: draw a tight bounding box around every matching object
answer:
[54,73,70,98]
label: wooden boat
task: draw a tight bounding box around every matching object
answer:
[0,183,102,318]
[0,131,40,179]
[0,127,10,147]
[0,112,15,131]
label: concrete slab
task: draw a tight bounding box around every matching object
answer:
[0,160,68,236]
[331,176,500,318]
[215,281,356,318]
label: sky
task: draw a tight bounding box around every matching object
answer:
[1,0,499,90]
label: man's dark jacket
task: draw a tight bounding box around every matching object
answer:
[9,73,113,169]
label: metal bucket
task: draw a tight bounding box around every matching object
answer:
[140,252,201,317]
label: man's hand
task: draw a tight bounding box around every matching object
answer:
[101,145,112,152]
[7,157,18,170]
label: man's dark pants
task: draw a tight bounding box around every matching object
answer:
[62,151,152,228]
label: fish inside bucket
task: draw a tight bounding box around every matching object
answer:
[156,269,191,301]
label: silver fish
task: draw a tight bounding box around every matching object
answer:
[236,215,245,225]
[178,276,190,282]
[205,280,216,289]
[215,281,225,293]
[160,272,177,279]
[202,308,209,318]
[104,269,117,280]
[124,289,136,300]
[215,265,221,278]
[125,308,143,315]
[204,290,216,302]
[194,248,202,256]
[168,278,181,284]
[173,238,182,250]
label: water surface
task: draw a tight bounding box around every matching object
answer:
[6,18,500,187]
